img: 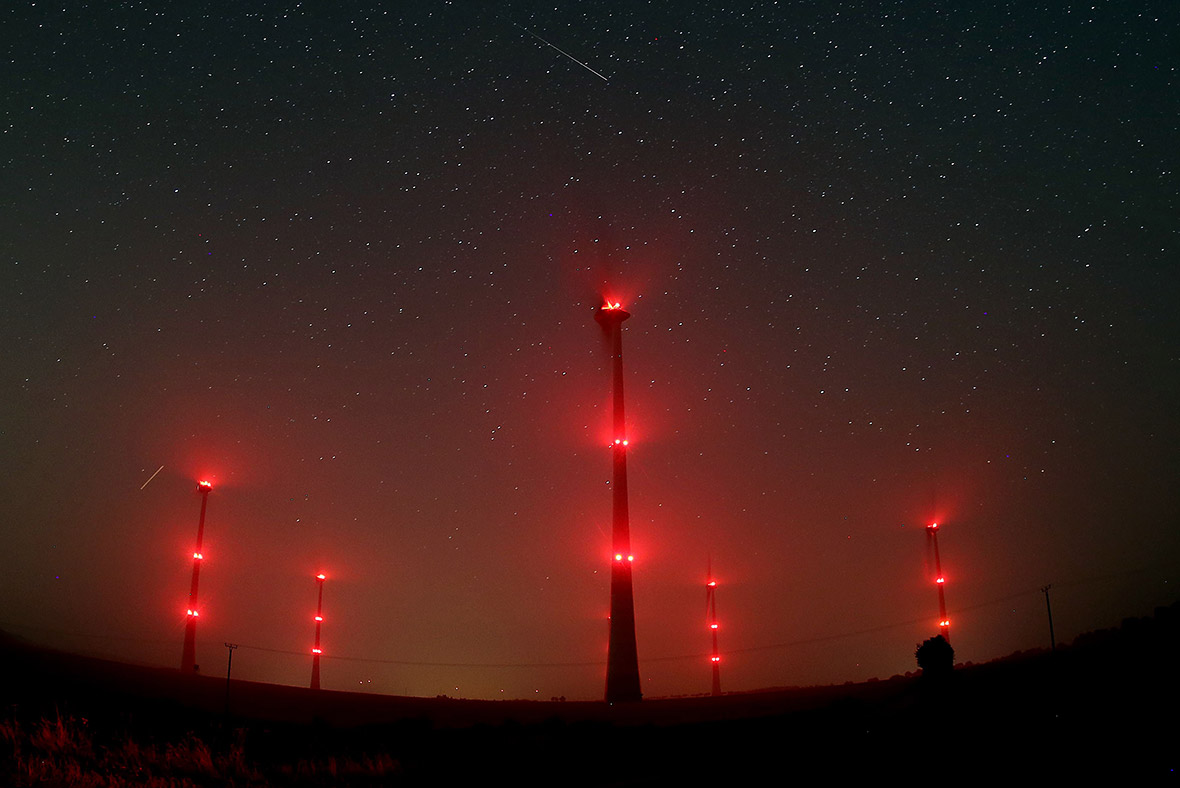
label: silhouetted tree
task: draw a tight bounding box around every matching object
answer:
[915,635,954,679]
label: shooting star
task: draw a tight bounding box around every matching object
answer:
[140,465,165,490]
[515,22,610,83]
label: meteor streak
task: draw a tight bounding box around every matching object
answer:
[140,465,164,490]
[515,23,609,83]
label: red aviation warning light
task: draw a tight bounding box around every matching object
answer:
[197,480,213,492]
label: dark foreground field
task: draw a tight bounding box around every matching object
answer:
[3,606,1176,785]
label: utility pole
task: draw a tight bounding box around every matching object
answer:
[1041,585,1056,652]
[224,642,238,718]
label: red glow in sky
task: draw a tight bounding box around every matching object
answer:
[2,2,1176,704]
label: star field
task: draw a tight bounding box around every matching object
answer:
[2,1,1177,699]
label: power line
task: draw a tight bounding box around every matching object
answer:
[1,563,1168,671]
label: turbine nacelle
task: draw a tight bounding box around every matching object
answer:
[595,300,631,325]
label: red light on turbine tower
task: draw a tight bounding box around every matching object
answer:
[197,480,213,492]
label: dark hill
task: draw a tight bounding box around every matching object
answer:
[2,603,1176,784]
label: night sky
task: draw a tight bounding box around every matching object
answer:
[3,1,1177,701]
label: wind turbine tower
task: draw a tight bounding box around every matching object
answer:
[311,573,326,689]
[181,480,213,673]
[596,300,642,703]
[926,522,950,643]
[706,563,721,696]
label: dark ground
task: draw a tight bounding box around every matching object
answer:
[2,604,1176,785]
